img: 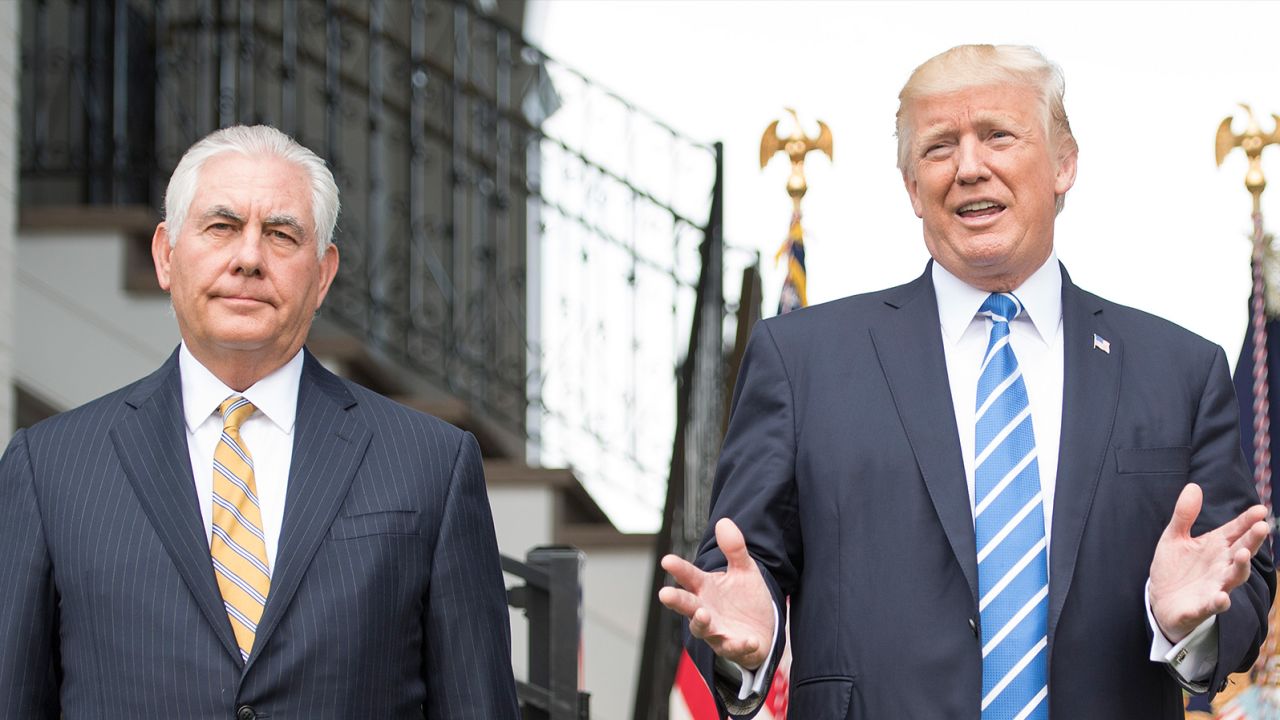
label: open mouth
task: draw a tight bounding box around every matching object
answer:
[956,200,1006,219]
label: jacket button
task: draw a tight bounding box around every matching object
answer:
[969,617,980,637]
[236,706,256,720]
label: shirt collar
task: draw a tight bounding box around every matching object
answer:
[931,252,1062,347]
[179,344,305,435]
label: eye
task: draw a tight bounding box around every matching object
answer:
[923,142,952,159]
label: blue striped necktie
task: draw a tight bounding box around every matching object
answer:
[975,293,1049,720]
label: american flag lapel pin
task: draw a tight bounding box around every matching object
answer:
[1093,333,1111,354]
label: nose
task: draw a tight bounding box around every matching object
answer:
[955,136,990,185]
[231,228,264,277]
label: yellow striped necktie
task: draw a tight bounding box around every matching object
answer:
[210,395,271,663]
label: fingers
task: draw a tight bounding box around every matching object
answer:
[1221,545,1260,595]
[658,585,701,620]
[716,518,754,574]
[708,633,761,663]
[661,553,705,594]
[1164,483,1203,540]
[1230,517,1271,557]
[1210,590,1231,616]
[1219,505,1270,546]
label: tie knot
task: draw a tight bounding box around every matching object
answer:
[979,292,1023,324]
[218,395,256,431]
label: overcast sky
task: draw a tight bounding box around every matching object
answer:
[527,0,1280,530]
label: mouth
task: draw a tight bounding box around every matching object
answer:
[216,295,272,308]
[955,200,1006,221]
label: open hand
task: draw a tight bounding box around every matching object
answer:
[658,518,775,669]
[1149,483,1269,642]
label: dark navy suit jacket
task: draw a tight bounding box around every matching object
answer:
[692,265,1274,719]
[0,349,520,718]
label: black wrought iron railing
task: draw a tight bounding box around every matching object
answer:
[504,546,590,720]
[19,0,749,533]
[23,0,538,432]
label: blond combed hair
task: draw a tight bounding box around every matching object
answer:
[896,44,1077,212]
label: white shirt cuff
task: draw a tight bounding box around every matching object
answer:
[1145,579,1218,686]
[729,600,781,700]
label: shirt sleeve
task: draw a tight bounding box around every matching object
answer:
[1145,579,1218,691]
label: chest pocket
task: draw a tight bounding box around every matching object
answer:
[328,509,419,539]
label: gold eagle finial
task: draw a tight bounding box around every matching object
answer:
[761,108,833,212]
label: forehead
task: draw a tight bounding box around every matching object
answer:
[911,83,1043,137]
[190,152,313,223]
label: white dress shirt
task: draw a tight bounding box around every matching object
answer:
[179,344,303,572]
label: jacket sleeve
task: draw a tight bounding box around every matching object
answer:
[420,431,521,718]
[0,430,60,718]
[687,321,801,718]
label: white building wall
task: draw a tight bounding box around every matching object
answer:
[490,485,556,685]
[16,230,178,411]
[581,546,653,720]
[0,0,19,440]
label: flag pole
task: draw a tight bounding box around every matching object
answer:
[1211,102,1280,719]
[761,108,832,316]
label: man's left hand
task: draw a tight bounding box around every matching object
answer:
[1149,483,1269,642]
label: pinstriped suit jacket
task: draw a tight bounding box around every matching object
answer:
[0,349,520,718]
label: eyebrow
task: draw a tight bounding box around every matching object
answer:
[263,213,306,238]
[970,111,1031,133]
[199,205,246,225]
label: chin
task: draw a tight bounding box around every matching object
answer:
[207,326,278,352]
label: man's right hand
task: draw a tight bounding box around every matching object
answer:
[658,518,774,669]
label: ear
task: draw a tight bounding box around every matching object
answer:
[152,223,174,291]
[313,242,340,310]
[903,169,925,218]
[1054,145,1078,196]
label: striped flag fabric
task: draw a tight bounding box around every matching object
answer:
[775,211,807,316]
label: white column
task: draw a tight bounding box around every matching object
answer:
[0,0,19,441]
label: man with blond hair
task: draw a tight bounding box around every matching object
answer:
[0,125,519,718]
[661,45,1273,718]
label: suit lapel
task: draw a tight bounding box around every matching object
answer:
[110,350,243,664]
[871,267,978,603]
[1047,267,1121,646]
[245,350,371,672]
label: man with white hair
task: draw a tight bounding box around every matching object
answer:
[661,45,1274,718]
[0,125,520,718]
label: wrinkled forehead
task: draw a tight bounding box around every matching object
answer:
[192,153,314,226]
[908,84,1046,140]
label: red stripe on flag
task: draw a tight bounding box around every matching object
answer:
[764,667,790,717]
[675,650,720,720]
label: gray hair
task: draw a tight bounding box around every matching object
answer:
[895,45,1076,212]
[163,125,340,258]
